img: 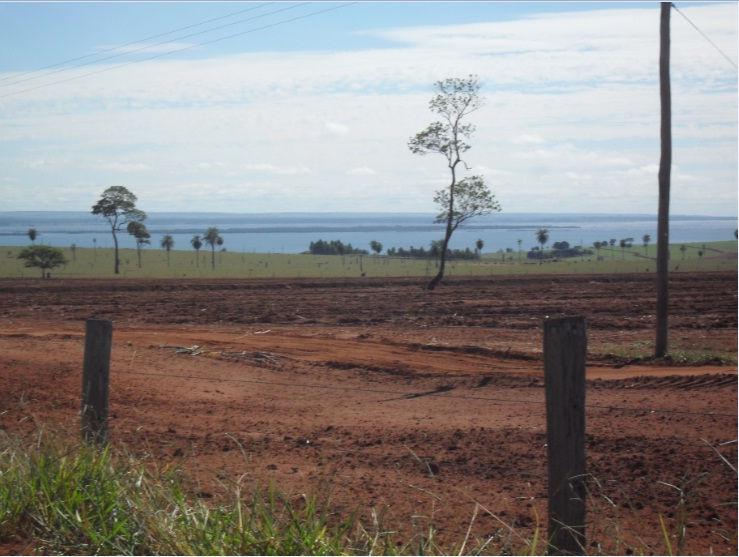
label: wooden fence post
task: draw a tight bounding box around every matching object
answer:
[81,319,112,444]
[544,316,586,555]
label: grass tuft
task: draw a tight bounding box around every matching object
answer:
[0,433,372,555]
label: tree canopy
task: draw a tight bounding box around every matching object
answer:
[203,227,223,269]
[17,245,67,278]
[92,186,146,274]
[408,75,500,290]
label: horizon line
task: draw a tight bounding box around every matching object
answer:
[1,210,737,219]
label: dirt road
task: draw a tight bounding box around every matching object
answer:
[0,272,736,554]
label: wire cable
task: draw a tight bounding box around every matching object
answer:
[0,2,303,89]
[114,368,737,418]
[672,3,738,70]
[0,2,274,86]
[0,2,357,100]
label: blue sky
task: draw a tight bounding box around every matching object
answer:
[0,2,677,66]
[0,1,736,215]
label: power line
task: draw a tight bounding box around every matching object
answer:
[1,2,301,90]
[115,369,737,418]
[0,2,358,100]
[672,3,738,70]
[0,2,274,86]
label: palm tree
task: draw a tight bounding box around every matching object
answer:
[203,227,223,269]
[536,228,549,265]
[127,221,150,268]
[619,238,633,260]
[517,238,522,261]
[642,234,651,256]
[191,235,203,267]
[680,244,687,259]
[160,235,174,266]
[609,238,616,259]
[592,241,602,260]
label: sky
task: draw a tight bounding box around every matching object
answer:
[0,1,736,215]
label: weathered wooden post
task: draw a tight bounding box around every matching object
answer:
[544,316,586,555]
[81,319,112,444]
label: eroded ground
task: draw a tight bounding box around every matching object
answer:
[0,272,736,554]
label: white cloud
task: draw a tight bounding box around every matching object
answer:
[325,121,350,136]
[93,161,150,172]
[0,3,735,214]
[346,166,376,176]
[512,134,546,145]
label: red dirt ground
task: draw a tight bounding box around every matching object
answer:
[0,272,736,554]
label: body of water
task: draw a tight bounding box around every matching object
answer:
[1,212,735,254]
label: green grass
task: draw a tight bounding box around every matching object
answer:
[1,240,735,279]
[0,431,544,555]
[0,433,406,555]
[0,430,729,555]
[596,340,737,366]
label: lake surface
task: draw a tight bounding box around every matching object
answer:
[0,212,735,254]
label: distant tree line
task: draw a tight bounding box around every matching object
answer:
[527,240,592,261]
[386,241,479,260]
[308,240,368,256]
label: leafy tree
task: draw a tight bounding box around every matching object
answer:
[593,241,602,259]
[475,238,484,255]
[191,235,203,267]
[619,238,634,259]
[17,245,67,278]
[679,244,687,259]
[27,228,38,243]
[70,243,77,262]
[91,186,146,274]
[370,240,383,255]
[642,234,651,255]
[384,242,478,260]
[203,227,223,269]
[697,249,704,259]
[127,221,150,269]
[309,240,367,256]
[160,234,174,266]
[609,238,617,259]
[408,75,500,290]
[536,228,549,264]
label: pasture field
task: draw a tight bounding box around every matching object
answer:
[0,271,736,554]
[1,240,736,279]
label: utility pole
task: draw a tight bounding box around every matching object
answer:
[655,1,672,358]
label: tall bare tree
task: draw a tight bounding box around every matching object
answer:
[91,186,145,274]
[409,76,501,290]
